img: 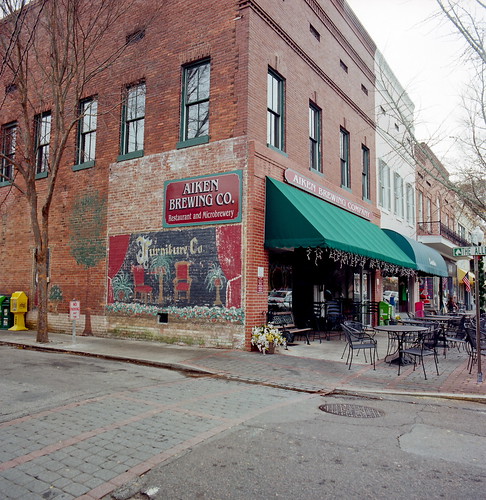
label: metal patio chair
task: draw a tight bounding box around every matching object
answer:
[341,323,377,370]
[399,325,440,380]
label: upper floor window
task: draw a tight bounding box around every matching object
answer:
[406,183,415,224]
[35,111,51,176]
[267,68,285,151]
[426,197,432,222]
[178,59,210,148]
[394,172,404,217]
[417,190,424,222]
[120,81,145,159]
[379,160,391,210]
[1,122,16,185]
[378,160,390,210]
[458,223,466,239]
[76,97,97,167]
[309,102,321,172]
[340,127,350,188]
[361,145,370,200]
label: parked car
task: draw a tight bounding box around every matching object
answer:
[268,289,292,310]
[383,290,398,303]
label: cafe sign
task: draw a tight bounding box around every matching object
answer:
[164,171,242,227]
[284,169,372,220]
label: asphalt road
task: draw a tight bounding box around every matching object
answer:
[1,345,485,500]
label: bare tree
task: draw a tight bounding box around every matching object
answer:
[436,0,486,219]
[0,0,153,342]
[375,52,486,225]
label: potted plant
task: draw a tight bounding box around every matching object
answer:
[251,324,286,354]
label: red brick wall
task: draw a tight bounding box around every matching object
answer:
[0,0,242,320]
[1,0,380,347]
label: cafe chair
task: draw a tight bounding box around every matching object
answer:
[445,315,467,352]
[325,301,344,339]
[341,323,377,370]
[465,325,486,374]
[399,326,440,380]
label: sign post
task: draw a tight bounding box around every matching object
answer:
[458,230,485,383]
[69,300,80,344]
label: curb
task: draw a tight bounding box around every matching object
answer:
[2,339,485,403]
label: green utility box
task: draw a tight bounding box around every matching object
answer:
[378,301,392,326]
[0,296,14,329]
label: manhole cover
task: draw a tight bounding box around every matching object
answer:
[319,403,384,418]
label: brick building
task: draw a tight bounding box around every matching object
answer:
[1,0,420,348]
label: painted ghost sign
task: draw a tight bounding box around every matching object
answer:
[108,225,242,310]
[164,171,242,227]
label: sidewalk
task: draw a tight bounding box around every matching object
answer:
[0,330,484,401]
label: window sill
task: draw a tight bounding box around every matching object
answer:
[35,171,48,180]
[267,144,288,157]
[0,180,12,187]
[73,160,95,171]
[340,185,352,193]
[176,135,209,149]
[117,150,144,162]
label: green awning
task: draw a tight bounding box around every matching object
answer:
[265,177,416,269]
[382,229,448,277]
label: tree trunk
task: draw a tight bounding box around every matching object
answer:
[36,250,49,343]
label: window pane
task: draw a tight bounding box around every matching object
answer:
[182,61,210,141]
[1,123,16,181]
[267,70,284,150]
[187,101,209,139]
[127,84,145,121]
[82,100,97,133]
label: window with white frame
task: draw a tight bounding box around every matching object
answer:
[77,97,97,166]
[361,145,370,200]
[1,122,16,184]
[458,223,466,239]
[340,127,350,188]
[309,102,321,172]
[180,59,210,145]
[35,111,51,175]
[378,159,391,210]
[426,197,432,223]
[418,190,423,222]
[267,69,285,150]
[394,173,404,217]
[406,183,415,224]
[120,81,145,157]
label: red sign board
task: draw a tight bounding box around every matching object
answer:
[164,171,242,227]
[284,169,372,220]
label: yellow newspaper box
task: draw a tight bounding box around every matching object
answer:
[9,291,28,331]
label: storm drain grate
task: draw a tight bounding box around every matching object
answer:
[319,403,385,418]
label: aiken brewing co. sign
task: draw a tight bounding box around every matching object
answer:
[284,169,372,220]
[164,171,242,227]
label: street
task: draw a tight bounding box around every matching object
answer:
[1,345,485,499]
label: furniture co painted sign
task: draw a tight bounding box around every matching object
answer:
[164,171,242,227]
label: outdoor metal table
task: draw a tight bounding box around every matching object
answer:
[374,324,429,367]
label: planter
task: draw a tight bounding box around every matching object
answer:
[251,324,285,354]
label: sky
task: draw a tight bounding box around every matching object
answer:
[346,0,479,166]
